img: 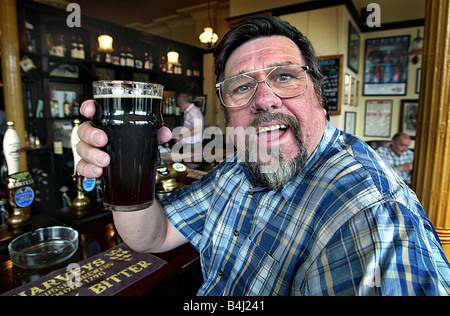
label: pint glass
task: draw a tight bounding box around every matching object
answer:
[92,81,164,211]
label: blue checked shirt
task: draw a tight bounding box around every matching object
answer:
[161,122,450,295]
[376,145,414,182]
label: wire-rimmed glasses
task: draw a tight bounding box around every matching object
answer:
[216,65,310,108]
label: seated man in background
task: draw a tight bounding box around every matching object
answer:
[376,132,414,184]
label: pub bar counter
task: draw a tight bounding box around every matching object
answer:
[0,204,202,296]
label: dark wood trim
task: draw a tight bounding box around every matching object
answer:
[361,19,425,32]
[226,0,424,33]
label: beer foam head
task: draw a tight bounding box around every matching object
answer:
[94,94,162,99]
[92,81,164,99]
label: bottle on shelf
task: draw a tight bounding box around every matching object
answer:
[72,100,80,117]
[120,46,127,66]
[71,35,78,58]
[77,36,85,60]
[105,52,112,63]
[57,34,66,57]
[126,46,134,67]
[50,92,61,118]
[192,61,201,76]
[167,61,173,74]
[176,63,183,74]
[161,56,167,72]
[25,21,36,53]
[63,93,71,118]
[144,52,150,70]
[36,99,44,118]
[149,52,154,70]
[26,90,33,119]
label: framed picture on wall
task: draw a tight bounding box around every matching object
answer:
[344,111,357,135]
[364,100,392,137]
[344,73,351,105]
[319,55,343,115]
[353,80,360,106]
[363,35,410,96]
[400,99,419,139]
[347,22,360,74]
[415,68,422,94]
[350,76,356,105]
[192,95,207,115]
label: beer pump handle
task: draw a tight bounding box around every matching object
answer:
[3,121,21,175]
[71,119,81,175]
[71,119,96,195]
[70,120,93,209]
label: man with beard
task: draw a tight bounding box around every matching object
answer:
[76,16,450,295]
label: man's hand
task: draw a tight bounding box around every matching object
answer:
[397,162,413,172]
[76,99,172,178]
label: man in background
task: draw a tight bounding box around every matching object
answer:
[376,132,414,184]
[174,92,204,153]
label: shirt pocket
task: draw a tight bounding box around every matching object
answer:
[227,236,281,295]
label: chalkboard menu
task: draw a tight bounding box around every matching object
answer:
[319,55,343,115]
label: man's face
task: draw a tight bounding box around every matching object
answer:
[223,35,327,188]
[391,135,411,156]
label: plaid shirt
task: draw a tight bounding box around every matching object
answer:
[376,145,414,182]
[162,122,450,295]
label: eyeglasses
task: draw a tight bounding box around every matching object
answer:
[216,65,310,108]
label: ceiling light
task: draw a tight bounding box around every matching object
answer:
[98,34,113,52]
[198,0,218,47]
[199,27,218,46]
[167,50,179,64]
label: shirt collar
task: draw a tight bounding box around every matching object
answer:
[184,103,195,112]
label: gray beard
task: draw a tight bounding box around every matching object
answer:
[245,113,308,190]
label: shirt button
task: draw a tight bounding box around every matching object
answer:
[234,230,239,237]
[218,270,223,277]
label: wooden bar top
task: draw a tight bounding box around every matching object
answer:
[0,164,211,296]
[0,213,200,296]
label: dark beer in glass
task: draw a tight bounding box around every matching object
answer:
[93,81,164,211]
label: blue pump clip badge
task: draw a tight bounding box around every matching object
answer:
[15,186,34,208]
[82,178,96,192]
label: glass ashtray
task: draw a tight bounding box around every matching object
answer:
[8,226,79,269]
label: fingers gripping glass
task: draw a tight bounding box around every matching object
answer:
[216,65,310,108]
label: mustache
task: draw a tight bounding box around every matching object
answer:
[248,112,301,131]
